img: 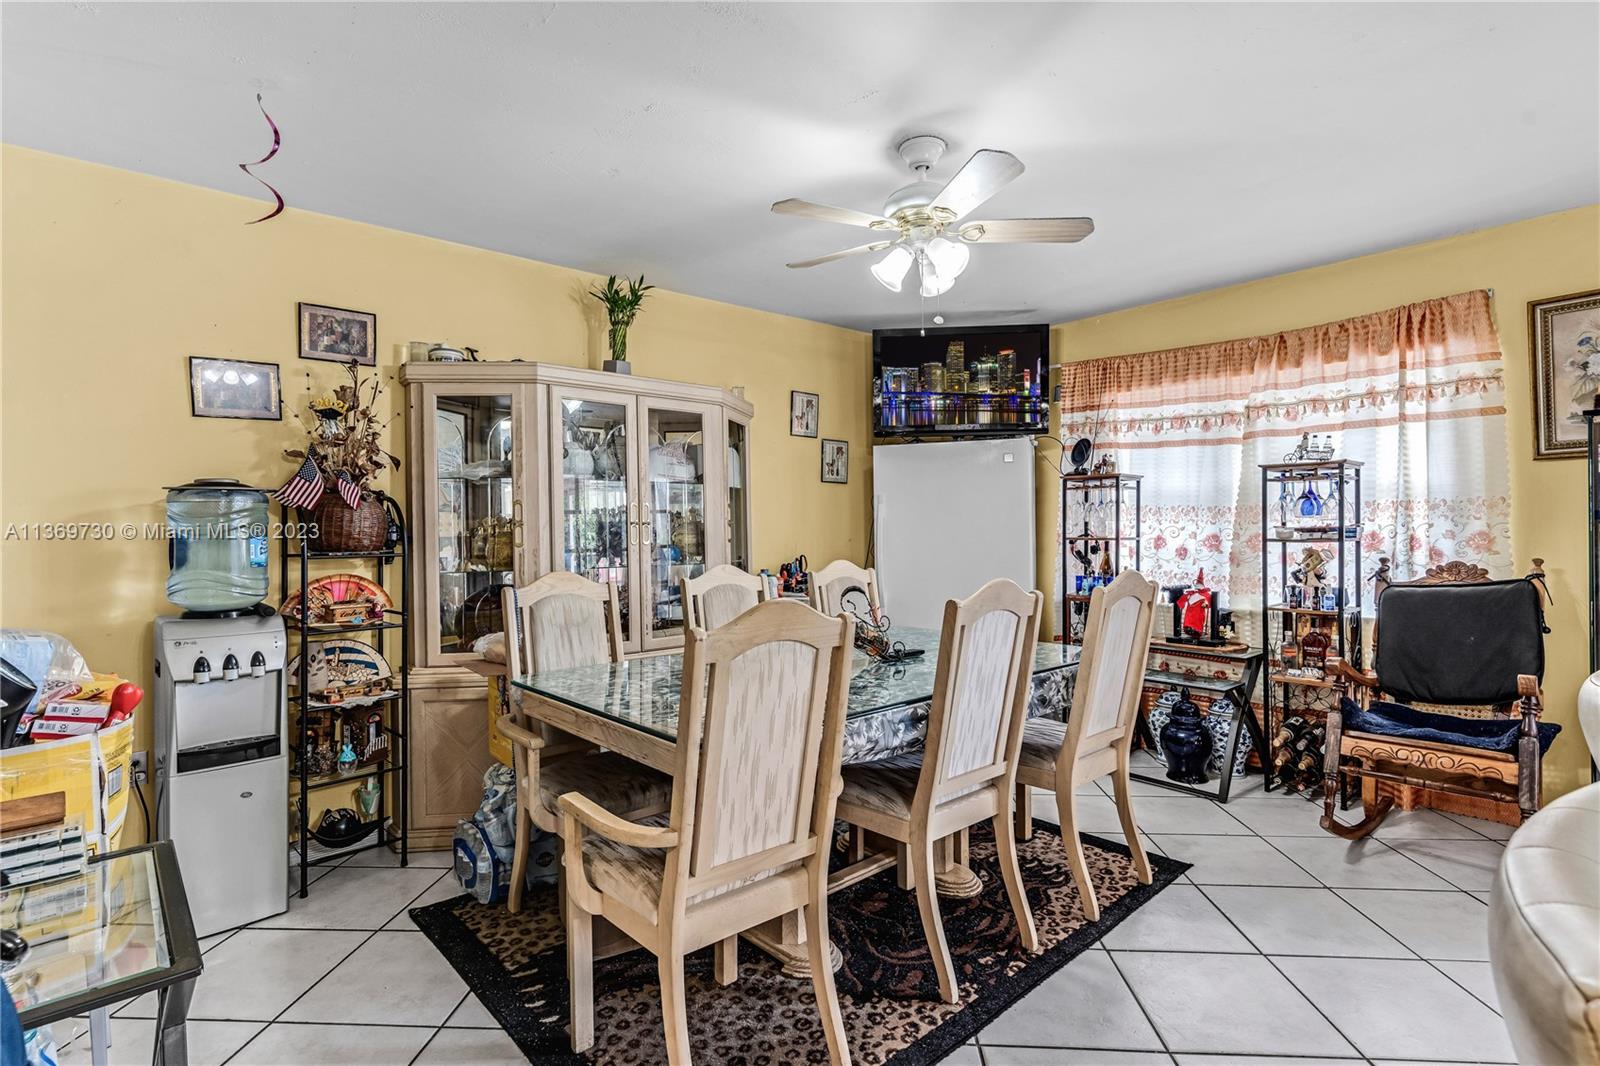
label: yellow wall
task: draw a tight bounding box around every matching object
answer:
[0,146,870,832]
[1037,204,1600,798]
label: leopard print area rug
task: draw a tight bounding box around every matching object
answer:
[411,822,1188,1064]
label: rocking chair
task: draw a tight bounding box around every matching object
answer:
[1321,558,1561,839]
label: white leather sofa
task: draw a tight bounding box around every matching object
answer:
[1488,675,1600,1064]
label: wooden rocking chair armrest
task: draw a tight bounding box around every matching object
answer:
[1324,657,1378,690]
[1516,674,1543,712]
[556,791,679,849]
[496,716,546,752]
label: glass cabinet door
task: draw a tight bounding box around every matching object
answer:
[727,417,751,572]
[430,391,520,660]
[640,401,719,649]
[552,391,637,649]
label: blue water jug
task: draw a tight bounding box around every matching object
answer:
[165,479,270,615]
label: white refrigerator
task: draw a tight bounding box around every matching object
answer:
[872,437,1037,630]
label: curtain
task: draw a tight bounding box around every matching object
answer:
[1055,290,1511,644]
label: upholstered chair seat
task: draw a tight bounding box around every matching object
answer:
[1017,718,1070,773]
[539,752,671,823]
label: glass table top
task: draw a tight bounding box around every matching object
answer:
[513,625,1080,742]
[1,841,201,1027]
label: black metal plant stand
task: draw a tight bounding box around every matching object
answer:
[279,499,411,898]
[1259,459,1363,795]
[1061,472,1142,644]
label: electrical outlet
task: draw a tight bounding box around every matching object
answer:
[131,751,149,784]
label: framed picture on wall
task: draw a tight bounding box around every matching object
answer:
[821,438,848,484]
[189,356,282,420]
[299,302,377,365]
[1529,287,1600,459]
[790,390,819,437]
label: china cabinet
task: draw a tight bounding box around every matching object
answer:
[399,361,754,846]
[1059,472,1141,644]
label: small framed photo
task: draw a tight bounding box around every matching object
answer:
[821,438,849,484]
[790,390,819,438]
[189,356,282,420]
[1528,288,1600,459]
[299,302,377,365]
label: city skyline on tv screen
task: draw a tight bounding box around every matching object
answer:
[873,327,1048,437]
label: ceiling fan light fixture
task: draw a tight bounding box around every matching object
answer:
[871,245,913,292]
[926,236,970,279]
[918,256,955,298]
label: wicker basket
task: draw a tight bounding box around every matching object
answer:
[305,490,388,553]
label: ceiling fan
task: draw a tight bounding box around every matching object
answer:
[772,135,1093,298]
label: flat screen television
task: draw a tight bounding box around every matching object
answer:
[872,323,1050,438]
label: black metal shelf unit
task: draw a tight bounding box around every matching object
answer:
[278,504,411,897]
[1259,460,1364,793]
[1060,472,1142,645]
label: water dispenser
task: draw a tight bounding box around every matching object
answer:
[165,479,270,616]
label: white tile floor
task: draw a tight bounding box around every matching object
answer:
[52,775,1514,1065]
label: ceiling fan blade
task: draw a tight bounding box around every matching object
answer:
[957,217,1095,243]
[771,198,893,229]
[929,149,1024,220]
[786,240,895,269]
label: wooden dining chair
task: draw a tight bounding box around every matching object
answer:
[497,570,672,914]
[680,563,767,630]
[1013,569,1158,921]
[807,559,880,619]
[559,599,856,1065]
[835,578,1043,1004]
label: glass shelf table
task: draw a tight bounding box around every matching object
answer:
[2,841,201,1065]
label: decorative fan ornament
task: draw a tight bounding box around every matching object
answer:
[280,573,393,625]
[772,134,1094,297]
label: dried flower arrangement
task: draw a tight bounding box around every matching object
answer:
[275,364,400,551]
[284,363,400,497]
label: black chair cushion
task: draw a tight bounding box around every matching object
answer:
[1375,579,1544,705]
[1343,698,1561,755]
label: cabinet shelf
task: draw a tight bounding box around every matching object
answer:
[287,619,406,640]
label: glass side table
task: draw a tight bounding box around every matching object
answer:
[2,840,202,1065]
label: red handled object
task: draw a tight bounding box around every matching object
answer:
[106,682,143,724]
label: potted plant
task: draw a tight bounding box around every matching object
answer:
[282,363,400,552]
[589,273,654,374]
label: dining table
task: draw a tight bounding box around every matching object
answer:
[511,625,1080,976]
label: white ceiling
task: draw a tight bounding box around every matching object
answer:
[4,3,1596,332]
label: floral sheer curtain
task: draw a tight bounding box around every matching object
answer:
[1055,290,1512,643]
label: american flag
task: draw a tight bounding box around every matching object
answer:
[335,470,364,509]
[273,453,324,509]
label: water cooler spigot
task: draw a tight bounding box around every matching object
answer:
[222,654,240,681]
[249,651,267,677]
[192,655,212,684]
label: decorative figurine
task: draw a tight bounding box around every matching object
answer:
[1290,547,1332,606]
[1159,687,1213,784]
[337,724,358,774]
[355,777,380,820]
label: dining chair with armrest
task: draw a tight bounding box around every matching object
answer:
[1013,569,1158,921]
[834,577,1044,1004]
[560,598,857,1065]
[497,570,672,914]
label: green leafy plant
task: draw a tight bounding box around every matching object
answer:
[589,274,654,362]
